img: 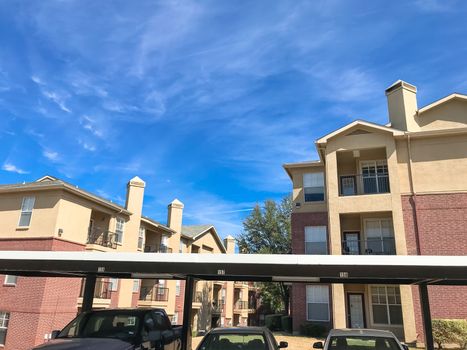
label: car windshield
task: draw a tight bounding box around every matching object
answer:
[329,336,400,350]
[199,333,267,350]
[57,310,142,344]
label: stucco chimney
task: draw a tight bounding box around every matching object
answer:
[385,80,419,131]
[224,235,236,254]
[167,199,184,234]
[125,176,145,216]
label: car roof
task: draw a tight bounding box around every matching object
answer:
[329,329,397,337]
[209,327,268,335]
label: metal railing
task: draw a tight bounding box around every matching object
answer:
[87,227,117,248]
[212,299,224,313]
[80,279,112,299]
[339,174,390,196]
[234,300,248,310]
[139,286,169,302]
[342,238,396,255]
[144,244,172,253]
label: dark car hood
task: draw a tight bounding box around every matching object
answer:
[32,338,134,350]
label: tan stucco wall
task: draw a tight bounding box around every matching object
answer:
[417,99,467,131]
[0,190,61,238]
[290,166,327,214]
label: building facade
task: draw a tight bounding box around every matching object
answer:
[0,175,255,349]
[284,81,467,345]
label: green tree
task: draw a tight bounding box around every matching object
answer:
[237,195,292,314]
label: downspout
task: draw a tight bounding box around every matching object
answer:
[406,133,421,255]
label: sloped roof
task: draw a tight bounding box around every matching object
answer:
[181,225,226,253]
[0,175,131,215]
[141,216,175,235]
[418,93,467,114]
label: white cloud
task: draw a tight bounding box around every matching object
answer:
[43,149,59,161]
[2,162,29,174]
[80,115,104,138]
[31,75,44,85]
[42,90,71,113]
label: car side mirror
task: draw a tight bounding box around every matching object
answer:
[51,330,60,339]
[145,318,155,330]
[313,342,324,349]
[279,341,288,348]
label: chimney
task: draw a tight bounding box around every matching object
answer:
[125,176,145,216]
[167,199,184,234]
[385,80,419,131]
[224,235,236,254]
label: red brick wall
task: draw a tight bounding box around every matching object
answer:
[402,194,467,342]
[0,238,84,350]
[291,212,328,332]
[175,280,186,324]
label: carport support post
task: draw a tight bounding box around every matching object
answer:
[81,275,96,312]
[182,276,194,350]
[419,284,434,350]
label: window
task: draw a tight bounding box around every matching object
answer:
[0,312,9,345]
[179,241,185,253]
[18,196,35,227]
[172,312,179,325]
[364,219,395,254]
[305,226,328,254]
[109,278,118,291]
[4,275,17,286]
[132,279,140,293]
[138,226,145,250]
[303,173,325,202]
[176,280,181,296]
[306,285,330,321]
[161,235,168,251]
[158,280,166,295]
[371,286,402,325]
[115,218,125,244]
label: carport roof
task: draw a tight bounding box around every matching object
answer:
[0,252,465,285]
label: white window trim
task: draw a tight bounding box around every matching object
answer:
[3,275,17,286]
[306,285,330,322]
[115,217,125,245]
[304,226,328,255]
[138,226,145,250]
[368,285,403,327]
[18,196,35,228]
[0,311,9,345]
[176,280,181,296]
[363,218,393,240]
[303,172,325,203]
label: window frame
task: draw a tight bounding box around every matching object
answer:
[175,280,181,296]
[115,217,125,244]
[138,226,145,250]
[369,285,402,326]
[0,311,10,346]
[306,285,330,322]
[303,172,325,203]
[18,196,35,227]
[304,226,328,255]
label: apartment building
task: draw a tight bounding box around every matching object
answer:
[284,81,467,345]
[0,175,254,349]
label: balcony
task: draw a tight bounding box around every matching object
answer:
[339,173,390,196]
[234,300,248,310]
[87,227,117,249]
[212,299,224,314]
[139,285,169,302]
[342,237,396,255]
[144,244,172,253]
[80,279,112,299]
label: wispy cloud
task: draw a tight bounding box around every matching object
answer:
[2,162,29,174]
[43,149,59,161]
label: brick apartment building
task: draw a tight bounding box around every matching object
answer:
[284,81,467,345]
[0,176,258,350]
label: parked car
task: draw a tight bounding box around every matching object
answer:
[313,329,409,350]
[196,327,288,350]
[33,308,182,350]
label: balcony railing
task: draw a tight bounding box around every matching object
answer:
[212,299,224,313]
[87,227,117,249]
[342,238,396,255]
[234,300,248,310]
[80,279,112,299]
[139,286,169,302]
[144,244,172,253]
[339,174,390,196]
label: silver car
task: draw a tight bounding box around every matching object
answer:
[313,329,409,350]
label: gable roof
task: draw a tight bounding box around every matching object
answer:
[418,93,467,114]
[141,216,175,235]
[282,160,324,179]
[315,120,404,145]
[0,175,131,215]
[181,225,226,253]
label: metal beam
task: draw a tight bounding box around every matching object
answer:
[181,276,194,350]
[419,284,434,350]
[81,275,96,312]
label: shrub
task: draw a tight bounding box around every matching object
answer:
[281,316,293,333]
[300,323,327,337]
[265,314,282,331]
[432,319,467,349]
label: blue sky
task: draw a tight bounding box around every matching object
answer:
[1,0,467,237]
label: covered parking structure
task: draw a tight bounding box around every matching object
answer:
[0,252,466,350]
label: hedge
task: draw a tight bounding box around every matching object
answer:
[300,323,327,337]
[432,319,467,349]
[281,316,293,333]
[265,314,283,331]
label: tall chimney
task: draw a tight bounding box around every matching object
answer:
[385,80,419,131]
[167,199,184,234]
[224,235,236,254]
